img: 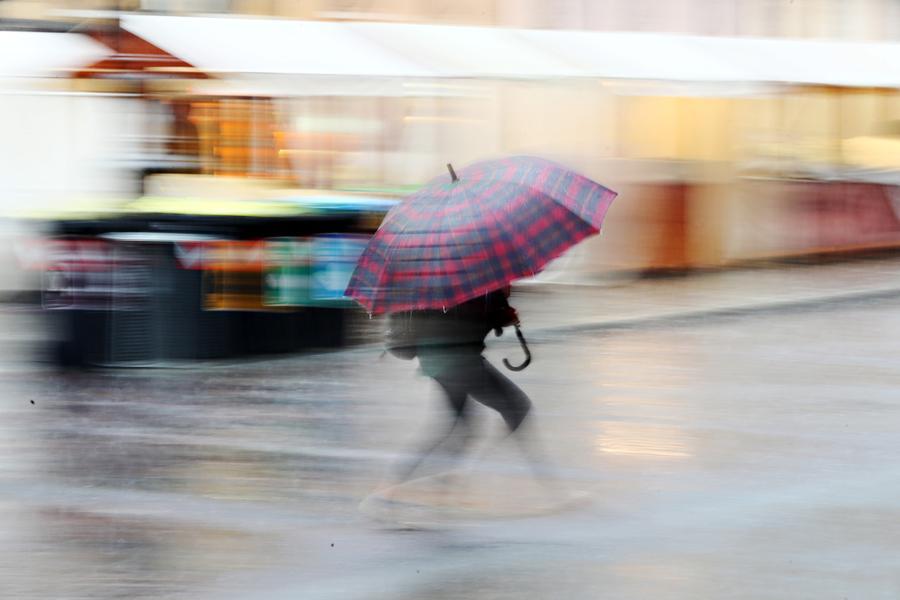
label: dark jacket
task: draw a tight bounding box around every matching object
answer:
[405,290,517,377]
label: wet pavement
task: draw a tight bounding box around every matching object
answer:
[2,285,900,598]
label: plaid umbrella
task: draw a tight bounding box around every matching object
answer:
[346,156,618,315]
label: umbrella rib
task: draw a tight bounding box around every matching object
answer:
[449,177,526,300]
[385,175,458,311]
[371,188,425,314]
[451,180,480,304]
[518,171,611,229]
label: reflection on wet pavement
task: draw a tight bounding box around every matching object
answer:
[2,297,900,598]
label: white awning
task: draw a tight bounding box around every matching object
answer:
[121,14,434,78]
[0,31,109,78]
[518,30,900,89]
[680,36,900,88]
[121,15,900,89]
[347,22,583,79]
[516,30,750,83]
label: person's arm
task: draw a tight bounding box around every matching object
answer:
[487,289,519,335]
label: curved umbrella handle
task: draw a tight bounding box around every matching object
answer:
[503,325,532,372]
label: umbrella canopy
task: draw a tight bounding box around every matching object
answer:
[346,156,617,314]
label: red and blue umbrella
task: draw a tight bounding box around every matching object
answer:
[346,156,618,315]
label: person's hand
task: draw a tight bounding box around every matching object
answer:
[501,306,520,327]
[493,306,519,336]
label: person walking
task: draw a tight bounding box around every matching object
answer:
[387,287,535,487]
[346,156,618,515]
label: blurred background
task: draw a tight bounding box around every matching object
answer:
[2,1,900,364]
[3,3,900,599]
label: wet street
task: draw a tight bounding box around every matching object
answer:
[2,294,900,599]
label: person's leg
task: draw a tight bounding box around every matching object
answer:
[468,357,532,432]
[389,376,472,487]
[469,358,565,491]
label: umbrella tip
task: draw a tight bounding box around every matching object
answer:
[447,163,459,183]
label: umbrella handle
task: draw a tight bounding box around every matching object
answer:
[503,325,532,372]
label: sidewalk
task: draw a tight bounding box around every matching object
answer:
[512,254,900,335]
[6,254,900,366]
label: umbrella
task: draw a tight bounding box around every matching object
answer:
[346,156,617,315]
[346,156,617,369]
